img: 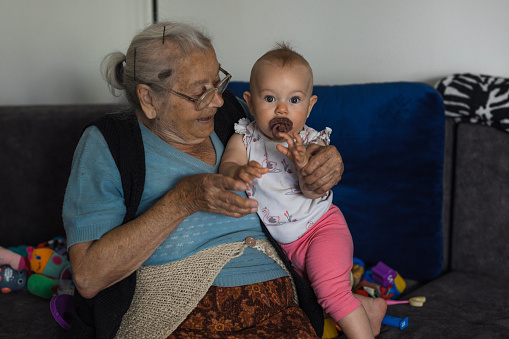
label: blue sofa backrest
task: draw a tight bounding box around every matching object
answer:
[228,81,445,282]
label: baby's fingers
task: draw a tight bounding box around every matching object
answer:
[292,132,304,148]
[247,160,268,173]
[279,132,296,148]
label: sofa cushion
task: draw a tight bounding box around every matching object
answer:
[451,122,509,280]
[0,105,123,247]
[436,73,509,133]
[228,82,445,282]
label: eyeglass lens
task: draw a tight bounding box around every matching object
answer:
[197,74,230,110]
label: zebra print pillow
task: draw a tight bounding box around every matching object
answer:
[435,73,509,133]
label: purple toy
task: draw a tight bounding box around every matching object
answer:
[372,261,396,287]
[50,294,74,330]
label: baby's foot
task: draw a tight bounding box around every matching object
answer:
[356,295,387,336]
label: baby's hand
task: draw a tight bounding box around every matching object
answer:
[276,132,310,170]
[236,160,269,184]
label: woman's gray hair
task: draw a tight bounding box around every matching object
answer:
[101,21,212,108]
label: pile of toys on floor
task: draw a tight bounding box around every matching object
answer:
[0,237,74,330]
[352,258,407,301]
[322,258,426,338]
[0,237,72,297]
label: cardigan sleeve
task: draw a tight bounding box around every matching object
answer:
[63,125,126,248]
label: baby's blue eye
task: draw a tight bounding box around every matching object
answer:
[264,96,275,103]
[290,97,300,104]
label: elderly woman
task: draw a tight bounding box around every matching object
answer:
[64,22,343,338]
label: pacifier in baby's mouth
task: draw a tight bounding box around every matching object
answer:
[269,117,293,141]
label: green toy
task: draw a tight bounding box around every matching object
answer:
[27,274,59,299]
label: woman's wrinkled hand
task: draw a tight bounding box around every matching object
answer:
[174,173,259,218]
[300,144,344,195]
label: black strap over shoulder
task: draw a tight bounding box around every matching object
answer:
[70,109,143,339]
[90,110,146,225]
[214,89,249,145]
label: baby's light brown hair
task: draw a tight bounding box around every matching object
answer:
[250,42,314,91]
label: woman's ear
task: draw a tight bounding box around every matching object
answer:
[307,95,318,118]
[137,84,158,120]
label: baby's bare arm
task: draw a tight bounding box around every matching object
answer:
[220,133,268,184]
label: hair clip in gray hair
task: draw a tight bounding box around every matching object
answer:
[133,47,137,81]
[163,26,166,44]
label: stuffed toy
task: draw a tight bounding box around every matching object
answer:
[0,265,27,294]
[0,239,73,299]
[27,246,70,280]
[27,274,60,299]
[26,246,72,299]
[0,246,26,271]
[37,236,67,256]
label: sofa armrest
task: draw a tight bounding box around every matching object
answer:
[450,122,509,279]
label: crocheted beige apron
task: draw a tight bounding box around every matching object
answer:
[115,239,296,339]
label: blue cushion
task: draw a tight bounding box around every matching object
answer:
[227,81,445,282]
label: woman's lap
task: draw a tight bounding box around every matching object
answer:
[168,277,318,338]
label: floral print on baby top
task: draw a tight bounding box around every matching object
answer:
[234,119,332,244]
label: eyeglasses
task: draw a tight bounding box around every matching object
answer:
[154,67,231,111]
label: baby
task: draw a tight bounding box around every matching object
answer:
[220,43,386,338]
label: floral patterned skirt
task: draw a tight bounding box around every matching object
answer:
[167,276,319,339]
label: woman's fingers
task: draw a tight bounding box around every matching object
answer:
[175,174,258,218]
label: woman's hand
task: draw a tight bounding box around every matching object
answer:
[300,144,344,195]
[71,173,258,299]
[174,173,259,218]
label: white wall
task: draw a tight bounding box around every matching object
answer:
[0,0,152,105]
[2,0,508,105]
[160,0,509,86]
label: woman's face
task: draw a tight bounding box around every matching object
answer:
[151,47,224,146]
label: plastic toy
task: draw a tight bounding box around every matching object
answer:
[352,257,365,286]
[372,262,396,287]
[354,280,381,298]
[387,296,426,307]
[322,317,339,338]
[370,262,406,299]
[392,271,406,292]
[382,315,408,330]
[0,265,27,293]
[0,246,26,271]
[50,294,74,330]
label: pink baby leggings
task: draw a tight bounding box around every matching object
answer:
[280,204,361,321]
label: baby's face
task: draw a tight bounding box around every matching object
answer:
[244,62,317,141]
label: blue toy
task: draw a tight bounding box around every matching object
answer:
[382,315,408,330]
[0,265,27,293]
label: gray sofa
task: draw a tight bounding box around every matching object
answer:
[1,79,508,338]
[381,118,509,338]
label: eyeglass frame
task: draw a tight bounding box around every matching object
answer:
[150,66,231,111]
